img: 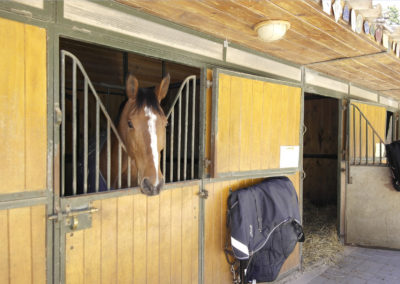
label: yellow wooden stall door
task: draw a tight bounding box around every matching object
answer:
[213,71,301,176]
[65,185,200,284]
[204,173,301,283]
[0,18,47,284]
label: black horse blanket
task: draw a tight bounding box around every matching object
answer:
[227,176,304,282]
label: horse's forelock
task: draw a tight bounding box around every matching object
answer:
[133,88,163,115]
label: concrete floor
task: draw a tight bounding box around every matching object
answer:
[283,246,400,284]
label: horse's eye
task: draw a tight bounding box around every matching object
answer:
[128,120,134,129]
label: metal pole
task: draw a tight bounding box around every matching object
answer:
[95,101,100,192]
[191,77,196,179]
[184,84,189,180]
[61,53,66,197]
[83,79,88,194]
[118,144,122,188]
[178,96,182,181]
[170,111,174,182]
[107,120,111,190]
[72,61,77,196]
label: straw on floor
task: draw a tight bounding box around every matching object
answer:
[302,199,344,270]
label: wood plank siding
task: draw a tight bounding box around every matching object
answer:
[0,18,47,193]
[204,173,301,283]
[0,205,46,284]
[214,72,301,176]
[65,184,199,284]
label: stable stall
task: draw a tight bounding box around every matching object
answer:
[2,1,400,283]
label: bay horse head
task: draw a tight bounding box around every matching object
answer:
[119,74,170,196]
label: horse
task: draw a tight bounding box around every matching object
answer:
[99,73,170,196]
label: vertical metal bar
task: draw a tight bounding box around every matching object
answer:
[107,120,111,190]
[184,84,189,180]
[72,61,77,196]
[170,111,174,182]
[118,143,122,188]
[83,78,88,194]
[178,96,182,181]
[162,138,166,181]
[127,157,131,188]
[380,138,382,164]
[95,101,100,192]
[359,111,362,165]
[353,105,356,165]
[191,77,196,179]
[373,134,375,165]
[61,53,66,197]
[365,123,368,165]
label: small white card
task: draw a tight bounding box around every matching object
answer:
[280,146,300,168]
[375,143,385,158]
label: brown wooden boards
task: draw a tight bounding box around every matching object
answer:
[212,71,301,177]
[65,184,199,284]
[204,173,301,283]
[0,18,47,193]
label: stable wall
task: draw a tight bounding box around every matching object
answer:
[346,166,400,249]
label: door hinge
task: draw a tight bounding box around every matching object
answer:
[302,125,308,136]
[54,104,62,126]
[198,189,209,199]
[204,158,212,168]
[48,205,98,232]
[206,80,213,89]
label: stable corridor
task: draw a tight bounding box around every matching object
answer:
[284,247,400,284]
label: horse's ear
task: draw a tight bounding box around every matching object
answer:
[155,74,170,102]
[126,74,139,100]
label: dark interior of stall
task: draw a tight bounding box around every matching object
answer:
[302,93,342,268]
[60,38,201,196]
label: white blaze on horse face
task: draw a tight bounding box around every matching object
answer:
[144,106,159,186]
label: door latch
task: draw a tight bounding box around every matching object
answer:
[48,205,98,232]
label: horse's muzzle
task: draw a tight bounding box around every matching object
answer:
[140,178,164,196]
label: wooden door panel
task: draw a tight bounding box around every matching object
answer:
[213,70,301,176]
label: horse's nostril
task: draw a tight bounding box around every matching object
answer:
[140,178,154,195]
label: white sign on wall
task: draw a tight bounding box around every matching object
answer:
[280,146,300,168]
[375,143,385,158]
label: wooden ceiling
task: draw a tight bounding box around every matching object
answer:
[117,0,400,101]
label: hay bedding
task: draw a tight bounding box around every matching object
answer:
[302,199,344,270]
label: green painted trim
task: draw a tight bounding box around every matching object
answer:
[0,197,48,210]
[305,85,347,99]
[216,168,300,179]
[46,24,57,284]
[337,100,344,237]
[198,68,207,180]
[299,66,305,270]
[0,0,55,22]
[203,170,298,184]
[210,68,218,177]
[60,181,201,206]
[198,179,205,284]
[350,98,386,108]
[0,190,47,202]
[216,68,301,88]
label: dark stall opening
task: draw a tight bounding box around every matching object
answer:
[302,93,343,268]
[60,38,201,196]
